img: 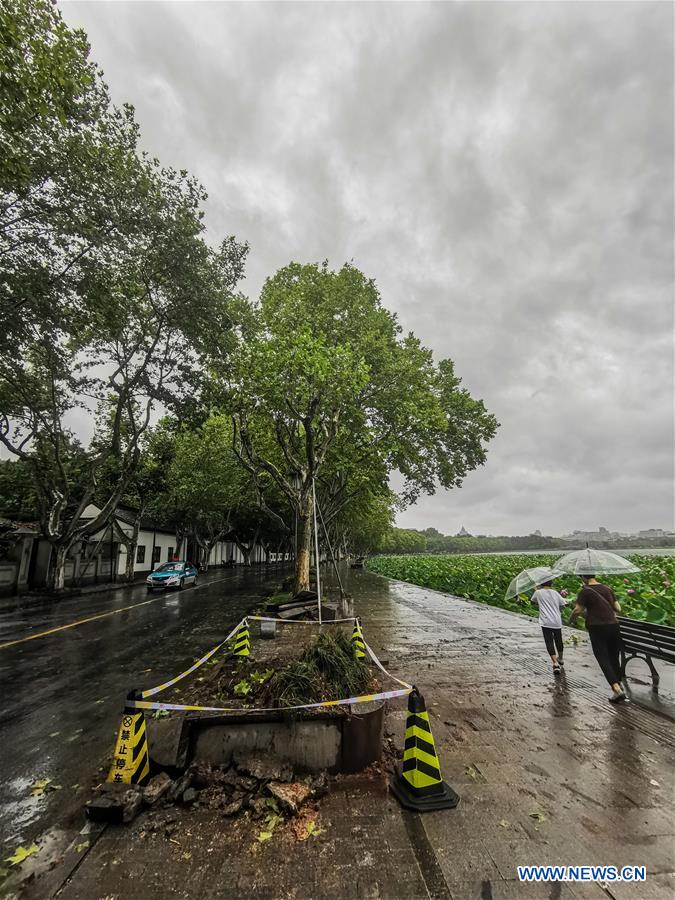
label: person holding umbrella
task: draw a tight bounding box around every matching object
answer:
[531,578,568,674]
[569,575,625,702]
[505,566,567,674]
[556,549,639,704]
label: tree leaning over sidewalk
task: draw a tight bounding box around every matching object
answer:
[227,261,499,594]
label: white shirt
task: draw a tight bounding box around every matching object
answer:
[532,588,567,629]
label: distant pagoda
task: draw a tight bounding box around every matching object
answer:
[456,525,472,537]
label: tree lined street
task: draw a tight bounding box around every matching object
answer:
[0,1,497,598]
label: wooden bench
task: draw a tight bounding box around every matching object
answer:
[618,616,675,688]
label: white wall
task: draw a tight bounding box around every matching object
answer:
[118,529,178,575]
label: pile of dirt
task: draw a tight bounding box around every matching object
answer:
[176,629,378,712]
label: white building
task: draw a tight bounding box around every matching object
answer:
[560,526,624,543]
[0,505,286,594]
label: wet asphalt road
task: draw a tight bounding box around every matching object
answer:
[0,565,290,853]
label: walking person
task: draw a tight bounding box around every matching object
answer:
[531,580,567,674]
[570,575,626,703]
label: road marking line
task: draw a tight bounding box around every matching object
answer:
[0,573,239,650]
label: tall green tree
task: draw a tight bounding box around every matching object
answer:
[164,415,246,568]
[0,457,37,519]
[229,261,498,593]
[378,527,428,555]
[0,1,247,589]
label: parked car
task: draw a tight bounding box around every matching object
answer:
[146,561,198,592]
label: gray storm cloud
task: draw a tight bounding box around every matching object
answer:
[61,1,674,536]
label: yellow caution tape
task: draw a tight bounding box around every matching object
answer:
[141,617,246,698]
[249,616,358,624]
[361,635,412,690]
[127,685,412,715]
[138,615,412,707]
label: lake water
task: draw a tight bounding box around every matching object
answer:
[471,548,675,557]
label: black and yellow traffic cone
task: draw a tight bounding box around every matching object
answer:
[233,620,250,657]
[107,691,150,786]
[351,618,366,660]
[390,686,459,811]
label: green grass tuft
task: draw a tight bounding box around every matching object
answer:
[268,630,371,706]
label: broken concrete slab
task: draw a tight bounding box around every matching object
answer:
[165,771,193,804]
[266,781,312,815]
[142,772,172,806]
[86,788,143,825]
[146,717,190,771]
[181,787,198,805]
[222,799,244,817]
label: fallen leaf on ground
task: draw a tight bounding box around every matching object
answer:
[257,831,273,843]
[289,809,321,842]
[5,844,39,866]
[498,819,510,828]
[31,779,51,796]
[529,811,547,825]
[265,814,283,832]
[75,841,89,853]
[465,766,479,781]
[181,852,192,861]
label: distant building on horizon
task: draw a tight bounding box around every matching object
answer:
[456,525,472,537]
[560,525,675,543]
[560,526,624,543]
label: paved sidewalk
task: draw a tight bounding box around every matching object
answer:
[44,571,675,899]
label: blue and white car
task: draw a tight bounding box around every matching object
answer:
[146,561,198,592]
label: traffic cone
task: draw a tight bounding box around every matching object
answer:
[390,686,459,811]
[107,691,150,786]
[233,620,250,657]
[351,618,366,660]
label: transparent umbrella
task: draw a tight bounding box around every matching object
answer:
[504,566,561,600]
[552,548,640,576]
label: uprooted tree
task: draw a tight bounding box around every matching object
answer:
[227,261,499,595]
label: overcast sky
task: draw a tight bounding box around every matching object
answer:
[61,0,674,537]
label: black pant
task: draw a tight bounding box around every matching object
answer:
[542,627,563,659]
[587,624,622,686]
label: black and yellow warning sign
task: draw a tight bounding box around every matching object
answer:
[390,687,459,811]
[233,621,250,657]
[107,711,150,786]
[351,621,366,659]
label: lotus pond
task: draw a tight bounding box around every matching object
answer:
[366,554,675,627]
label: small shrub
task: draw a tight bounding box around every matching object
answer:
[268,631,372,706]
